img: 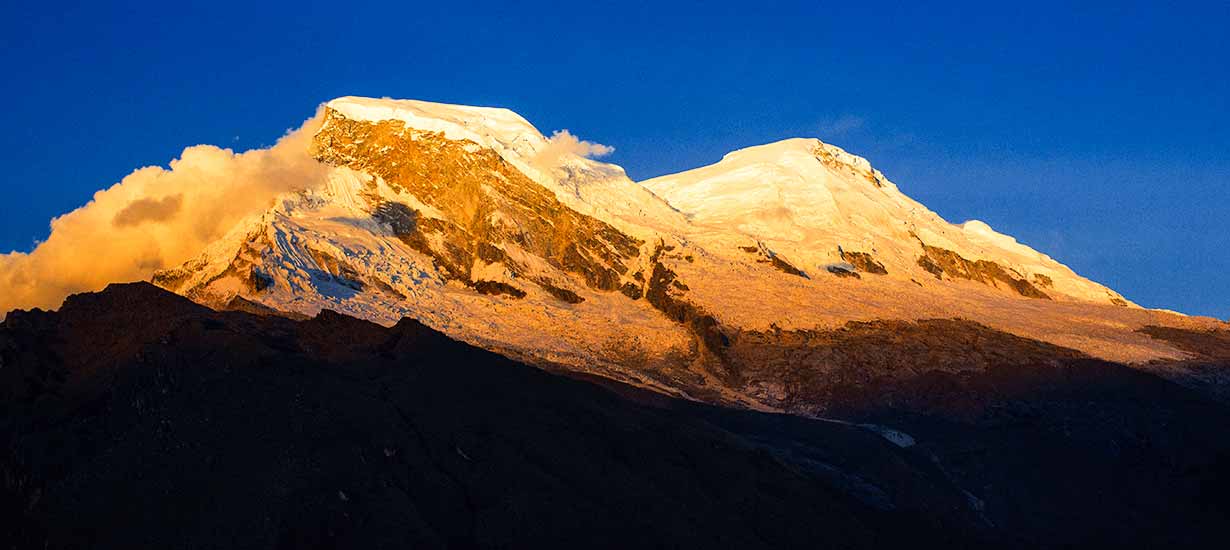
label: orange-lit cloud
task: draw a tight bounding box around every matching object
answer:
[112,194,184,227]
[0,108,327,315]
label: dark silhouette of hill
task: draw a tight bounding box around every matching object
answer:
[2,283,1227,548]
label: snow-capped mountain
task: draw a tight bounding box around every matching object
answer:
[153,96,1224,412]
[642,138,1126,305]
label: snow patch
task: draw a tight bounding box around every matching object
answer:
[858,424,916,448]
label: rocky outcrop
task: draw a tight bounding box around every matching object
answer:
[915,241,1050,299]
[839,248,888,275]
[644,248,728,361]
[813,143,884,187]
[827,264,861,278]
[740,244,808,278]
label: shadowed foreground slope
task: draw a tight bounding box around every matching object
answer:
[0,283,979,549]
[2,283,1228,548]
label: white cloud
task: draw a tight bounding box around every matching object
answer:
[532,129,615,170]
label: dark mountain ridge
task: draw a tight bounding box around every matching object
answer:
[2,283,1228,548]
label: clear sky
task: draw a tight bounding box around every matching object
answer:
[1,1,1226,318]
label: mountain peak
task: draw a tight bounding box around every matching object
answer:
[319,96,686,239]
[325,96,535,137]
[640,135,1139,309]
[647,137,890,209]
[718,137,820,160]
[323,96,548,169]
[714,138,876,177]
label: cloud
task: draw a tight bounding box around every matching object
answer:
[549,129,615,158]
[112,194,184,227]
[818,115,865,138]
[0,108,328,315]
[532,129,615,170]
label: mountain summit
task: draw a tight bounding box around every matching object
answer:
[643,137,1121,304]
[151,96,1224,413]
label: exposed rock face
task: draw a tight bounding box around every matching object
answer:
[828,264,862,278]
[915,241,1051,299]
[740,243,808,278]
[644,260,727,358]
[311,107,643,295]
[814,142,885,187]
[839,248,889,275]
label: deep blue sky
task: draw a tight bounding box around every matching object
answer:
[1,1,1227,318]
